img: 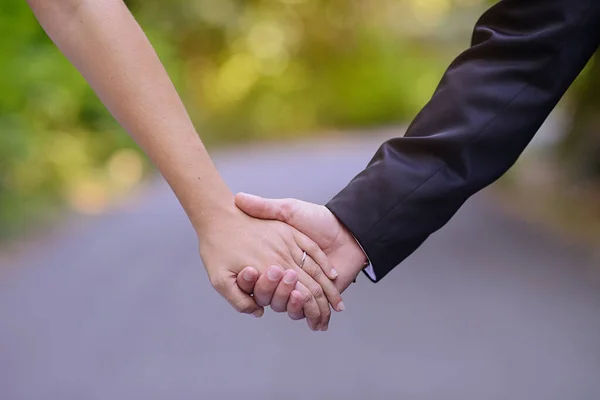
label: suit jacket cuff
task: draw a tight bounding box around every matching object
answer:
[326,200,425,282]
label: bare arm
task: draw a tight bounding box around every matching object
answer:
[28,0,229,228]
[26,0,343,330]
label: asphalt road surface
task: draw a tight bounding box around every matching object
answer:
[1,133,599,400]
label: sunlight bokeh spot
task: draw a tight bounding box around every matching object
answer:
[409,0,451,28]
[247,21,288,61]
[216,53,260,103]
[107,149,144,189]
[67,180,108,215]
[192,0,238,27]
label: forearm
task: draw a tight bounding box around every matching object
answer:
[27,0,232,231]
[327,0,600,281]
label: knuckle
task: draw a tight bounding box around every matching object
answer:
[306,241,319,255]
[271,303,285,313]
[233,299,253,314]
[306,306,320,319]
[274,246,289,262]
[289,311,304,320]
[303,302,319,319]
[308,264,322,279]
[310,284,325,300]
[277,201,297,222]
[256,297,270,308]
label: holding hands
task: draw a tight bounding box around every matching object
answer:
[196,204,346,331]
[228,193,370,330]
[27,0,366,333]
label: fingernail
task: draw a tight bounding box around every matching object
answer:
[322,324,329,331]
[283,270,296,284]
[337,301,345,312]
[267,267,282,281]
[252,309,264,318]
[330,268,339,278]
[243,270,254,281]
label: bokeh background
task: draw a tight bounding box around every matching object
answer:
[1,1,599,399]
[1,0,599,237]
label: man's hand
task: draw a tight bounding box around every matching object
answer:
[235,193,369,295]
[197,206,343,331]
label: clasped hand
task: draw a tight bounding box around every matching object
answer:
[197,194,368,332]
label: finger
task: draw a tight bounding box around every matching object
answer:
[236,193,330,246]
[236,267,259,295]
[271,269,298,313]
[294,246,344,313]
[293,230,339,280]
[218,277,264,318]
[286,289,307,320]
[294,282,320,331]
[235,193,298,223]
[253,265,284,307]
[295,266,331,331]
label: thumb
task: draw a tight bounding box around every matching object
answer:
[235,193,335,247]
[225,277,265,318]
[236,266,259,295]
[235,192,298,223]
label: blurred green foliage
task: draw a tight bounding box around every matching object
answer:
[559,52,600,182]
[1,0,485,235]
[132,0,479,141]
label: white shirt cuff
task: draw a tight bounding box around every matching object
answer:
[351,235,376,281]
[364,263,377,281]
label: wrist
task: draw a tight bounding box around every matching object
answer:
[334,214,368,263]
[335,220,370,278]
[193,199,238,237]
[348,234,369,267]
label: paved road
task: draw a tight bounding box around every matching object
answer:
[1,133,599,400]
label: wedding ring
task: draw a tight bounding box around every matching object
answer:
[299,251,307,268]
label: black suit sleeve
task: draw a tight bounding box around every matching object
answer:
[326,0,600,282]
